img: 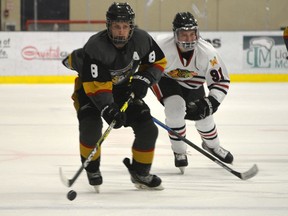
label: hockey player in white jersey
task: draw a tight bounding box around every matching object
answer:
[151,12,234,174]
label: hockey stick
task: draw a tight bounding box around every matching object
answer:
[152,117,258,180]
[59,93,135,187]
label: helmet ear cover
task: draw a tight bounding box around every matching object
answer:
[106,2,135,45]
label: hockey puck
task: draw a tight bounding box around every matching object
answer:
[67,190,77,201]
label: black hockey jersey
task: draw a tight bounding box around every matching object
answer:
[64,28,167,110]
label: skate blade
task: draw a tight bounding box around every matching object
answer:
[178,167,185,174]
[93,186,100,193]
[134,183,164,191]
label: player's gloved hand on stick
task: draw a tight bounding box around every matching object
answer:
[186,96,220,121]
[130,74,151,99]
[101,103,126,129]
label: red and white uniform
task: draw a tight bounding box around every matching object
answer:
[158,35,229,104]
[152,34,230,154]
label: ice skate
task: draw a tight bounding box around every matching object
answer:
[123,158,164,190]
[174,152,188,174]
[86,170,103,193]
[202,142,234,164]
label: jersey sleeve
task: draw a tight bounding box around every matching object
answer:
[137,36,167,85]
[205,48,230,104]
[62,48,84,73]
[81,46,114,110]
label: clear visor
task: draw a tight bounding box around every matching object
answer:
[174,26,199,51]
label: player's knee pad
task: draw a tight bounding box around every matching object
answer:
[77,102,100,121]
[132,119,158,150]
[195,115,215,131]
[125,99,152,125]
[79,115,103,147]
[163,95,186,126]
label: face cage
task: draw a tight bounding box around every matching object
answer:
[174,27,199,52]
[107,20,135,46]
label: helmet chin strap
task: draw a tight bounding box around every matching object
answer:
[175,39,197,52]
[178,46,189,53]
[112,36,127,44]
[113,43,125,49]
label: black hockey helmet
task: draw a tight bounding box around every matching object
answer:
[173,12,198,31]
[172,12,199,51]
[106,2,135,46]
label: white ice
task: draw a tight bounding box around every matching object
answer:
[0,83,288,216]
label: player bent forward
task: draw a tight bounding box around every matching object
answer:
[62,2,167,191]
[152,12,233,174]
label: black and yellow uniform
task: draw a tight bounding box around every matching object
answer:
[63,28,167,177]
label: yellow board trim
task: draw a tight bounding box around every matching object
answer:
[0,75,76,84]
[230,74,288,82]
[0,74,288,84]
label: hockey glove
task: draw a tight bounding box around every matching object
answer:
[130,74,151,99]
[185,96,220,121]
[101,103,126,129]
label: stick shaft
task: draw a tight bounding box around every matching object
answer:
[152,117,258,180]
[60,93,134,187]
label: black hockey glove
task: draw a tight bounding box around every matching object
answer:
[185,96,220,121]
[101,103,126,129]
[130,74,151,99]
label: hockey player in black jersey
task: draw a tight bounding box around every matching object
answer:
[62,2,167,191]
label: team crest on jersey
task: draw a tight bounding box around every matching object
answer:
[167,68,198,79]
[210,56,218,67]
[110,60,133,85]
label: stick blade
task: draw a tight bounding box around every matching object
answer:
[59,167,72,187]
[240,164,259,180]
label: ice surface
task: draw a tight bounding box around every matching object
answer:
[0,83,287,216]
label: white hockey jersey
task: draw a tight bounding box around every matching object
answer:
[156,34,230,104]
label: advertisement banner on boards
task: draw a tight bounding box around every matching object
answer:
[0,31,287,76]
